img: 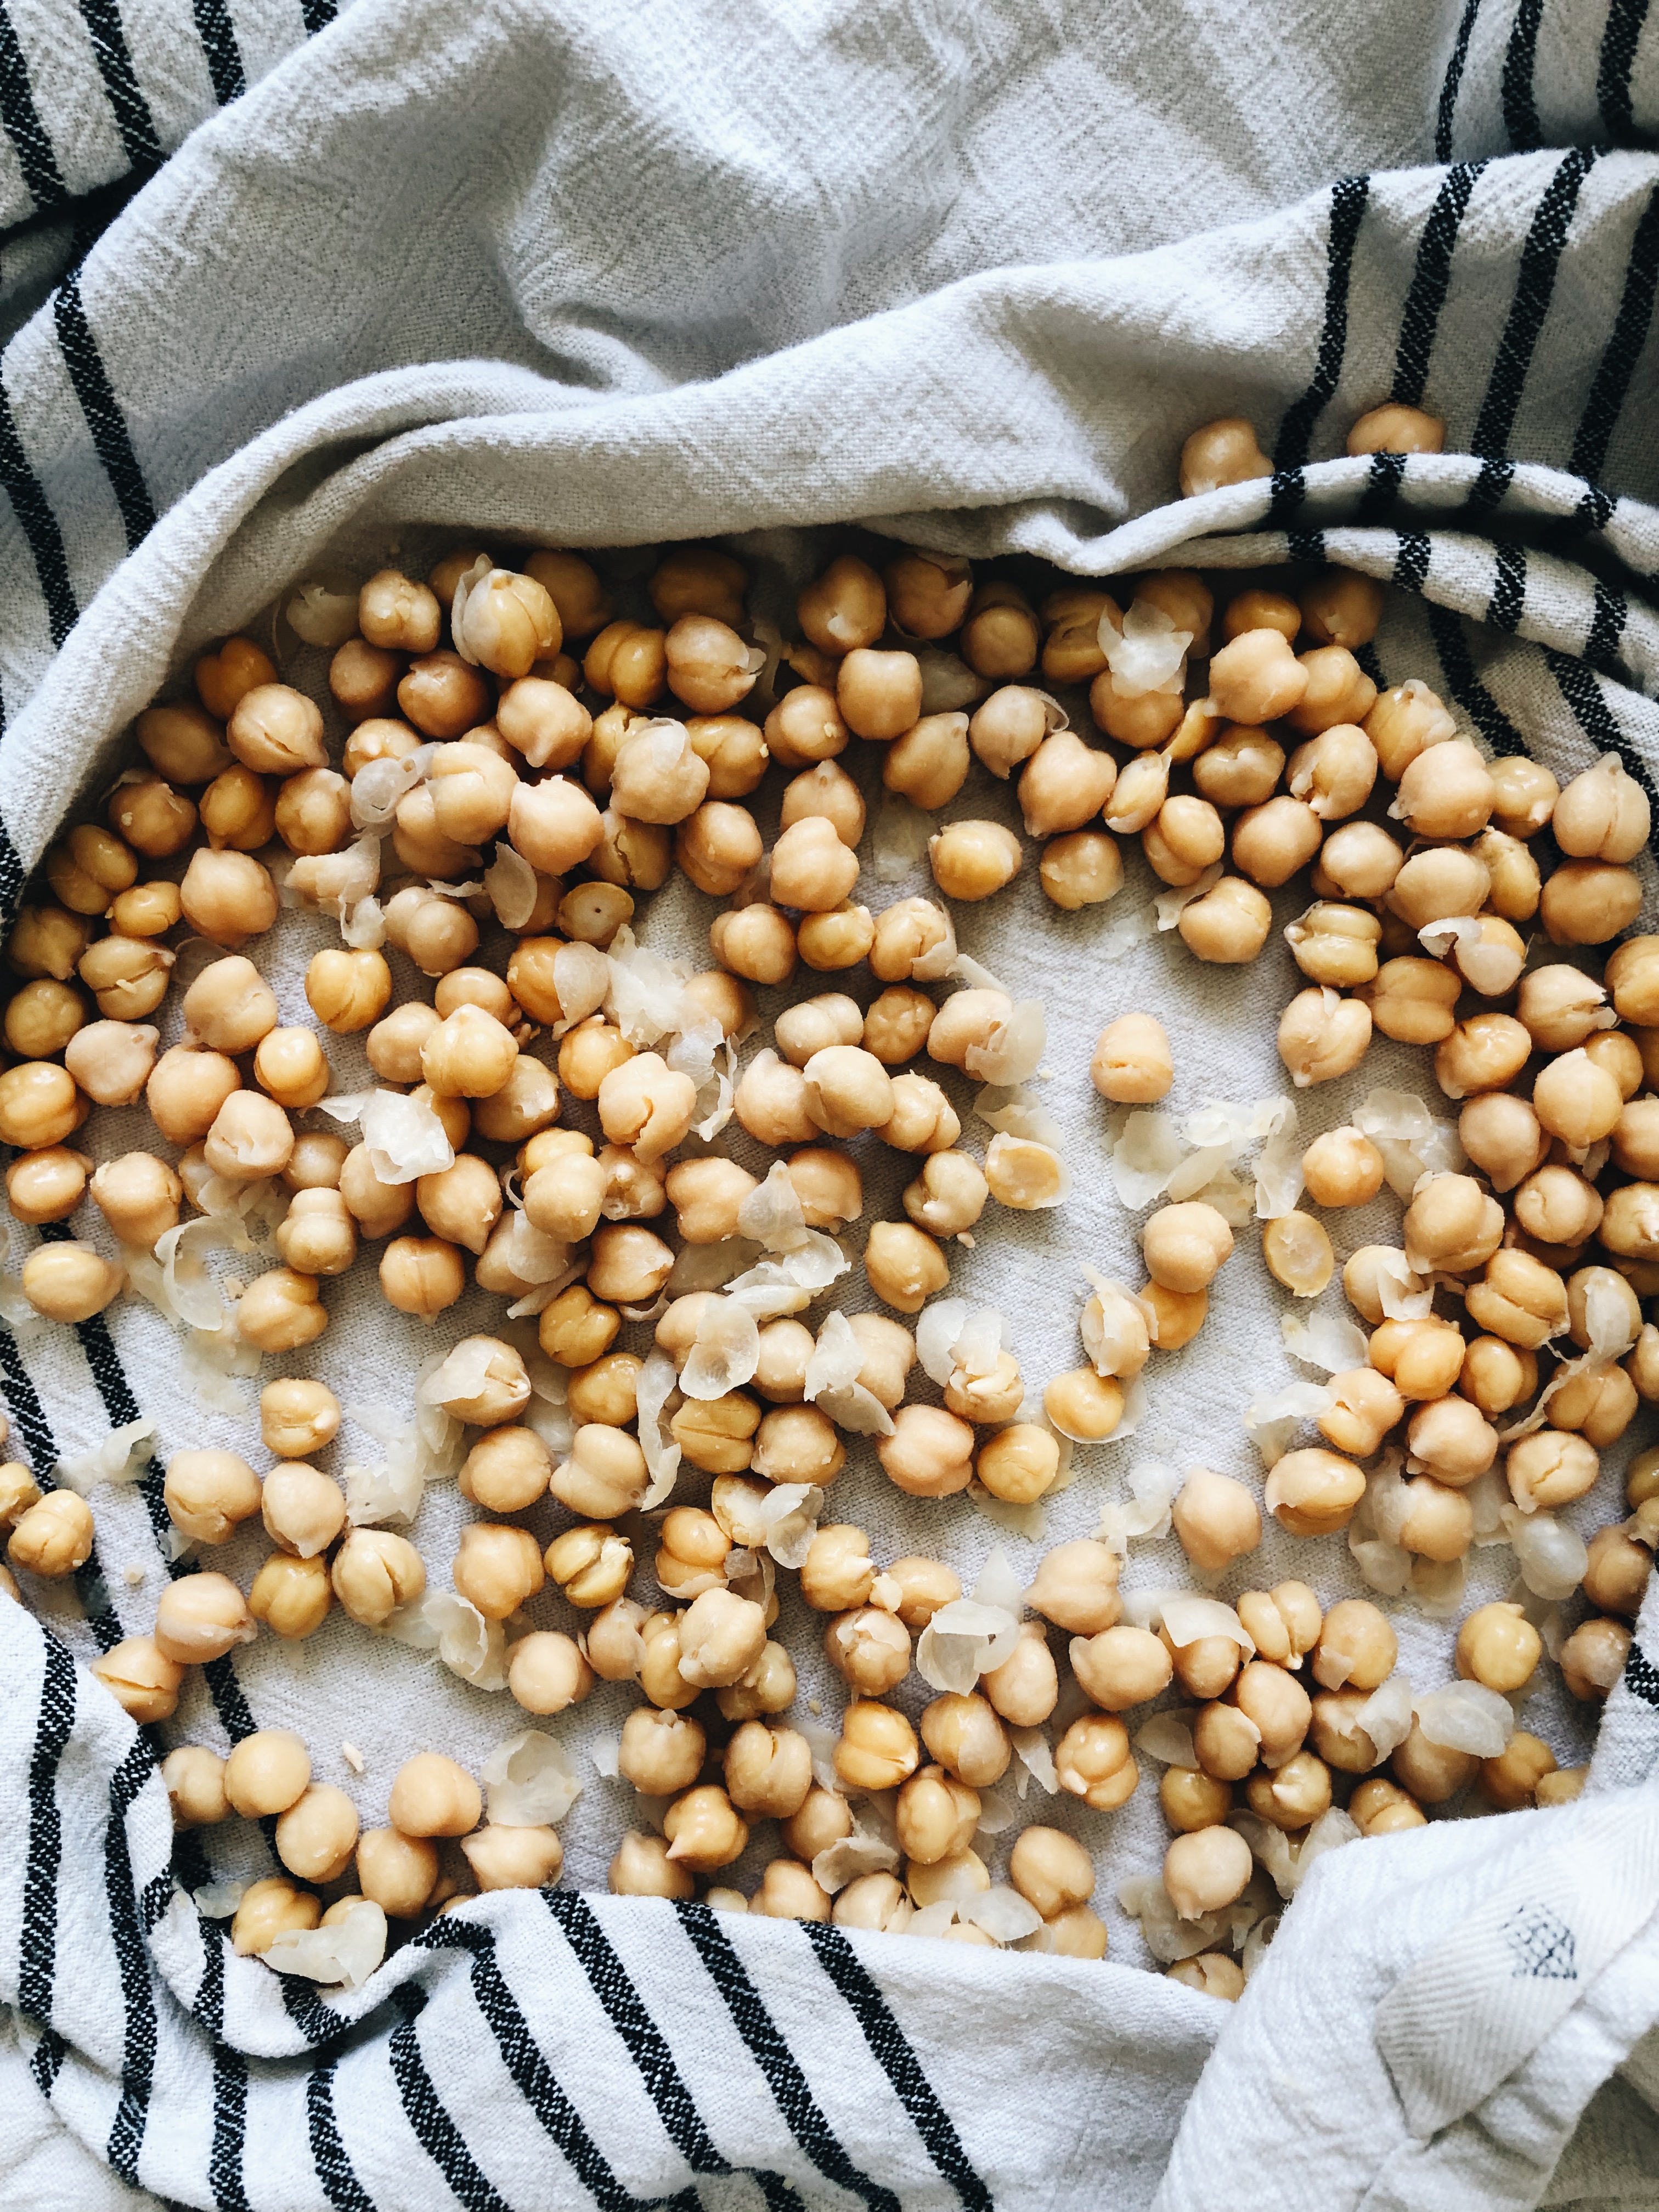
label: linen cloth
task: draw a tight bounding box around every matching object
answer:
[0,1,1657,2207]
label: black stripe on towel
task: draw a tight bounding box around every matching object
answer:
[1393,162,1484,409]
[54,274,156,550]
[1624,1640,1659,1707]
[802,1923,992,2212]
[31,2026,67,2100]
[1355,640,1386,690]
[0,376,79,647]
[191,0,245,105]
[1472,148,1599,460]
[306,2058,377,2212]
[1393,531,1432,592]
[1584,577,1629,676]
[421,1918,703,2212]
[1543,646,1659,840]
[72,0,163,176]
[1597,0,1654,142]
[1435,0,1484,160]
[1270,173,1370,502]
[1499,0,1545,151]
[1358,448,1407,521]
[1488,541,1527,631]
[191,1927,251,2212]
[1570,180,1659,485]
[301,0,338,27]
[105,1736,160,2186]
[388,1982,514,2212]
[1425,599,1527,755]
[544,1891,731,2177]
[279,1967,348,2050]
[0,0,66,212]
[0,810,26,929]
[676,1902,902,2212]
[18,1635,76,2026]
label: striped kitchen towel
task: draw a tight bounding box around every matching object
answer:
[1,1,1659,2208]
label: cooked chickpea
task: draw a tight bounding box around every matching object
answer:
[1180,417,1272,495]
[1246,1747,1334,1832]
[1560,1617,1632,1701]
[110,776,197,858]
[1465,1248,1568,1347]
[1040,832,1124,909]
[549,1424,647,1518]
[539,1284,621,1368]
[1169,1468,1261,1572]
[1278,986,1372,1087]
[388,1752,482,1839]
[1090,1012,1172,1104]
[19,1244,122,1325]
[544,1522,634,1608]
[452,1522,545,1621]
[1541,859,1643,945]
[926,820,1022,904]
[1177,876,1272,963]
[330,1528,426,1627]
[1054,1713,1138,1809]
[1262,1447,1365,1536]
[249,1552,331,1639]
[1506,1428,1600,1514]
[1456,1094,1545,1195]
[1206,627,1308,725]
[305,946,392,1033]
[1477,1733,1556,1813]
[675,800,763,895]
[152,1570,256,1664]
[1142,1202,1232,1294]
[232,1877,320,1957]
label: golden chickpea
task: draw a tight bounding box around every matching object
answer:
[1465,1248,1568,1347]
[86,1636,182,1723]
[330,1528,426,1628]
[958,580,1039,678]
[357,567,439,652]
[1177,875,1273,963]
[915,1692,1006,1791]
[247,1551,330,1638]
[1018,1539,1116,1636]
[1450,1601,1541,1698]
[5,1147,88,1226]
[389,1752,482,1839]
[232,1877,320,1957]
[1389,845,1492,933]
[301,946,390,1035]
[857,1221,946,1317]
[71,942,165,1026]
[177,847,278,947]
[1246,1747,1334,1832]
[507,773,605,878]
[797,555,885,654]
[1155,1768,1231,1839]
[658,1785,747,1874]
[1229,796,1320,890]
[584,1222,673,1306]
[1142,1201,1233,1295]
[1284,902,1380,989]
[879,710,969,811]
[1477,1733,1556,1813]
[162,1745,230,1829]
[7,904,95,983]
[547,1423,647,1520]
[798,1524,876,1614]
[523,549,610,639]
[1560,1617,1632,1701]
[1189,1702,1260,1781]
[1180,416,1272,495]
[1054,1713,1138,1809]
[420,1002,518,1101]
[769,816,859,914]
[1297,1127,1381,1211]
[1090,1011,1172,1103]
[1089,668,1182,749]
[454,567,560,678]
[151,1570,257,1665]
[1390,1721,1477,1807]
[675,799,763,895]
[603,1830,692,1900]
[1506,1427,1600,1514]
[1453,1099,1543,1199]
[1551,753,1649,862]
[725,1723,815,1820]
[351,1828,438,1920]
[1262,1447,1365,1537]
[837,647,923,742]
[273,1784,360,1884]
[19,1244,122,1325]
[1583,1520,1652,1616]
[1541,859,1643,945]
[1187,725,1281,811]
[109,775,197,859]
[1070,1624,1172,1714]
[456,1822,563,1892]
[898,1150,983,1239]
[157,1447,260,1548]
[1368,1317,1466,1402]
[504,1629,594,1717]
[925,820,1021,903]
[1457,1336,1534,1420]
[675,1587,768,1691]
[1144,795,1226,887]
[452,1522,546,1622]
[1168,1468,1261,1573]
[539,1284,621,1368]
[1278,986,1372,1087]
[1206,627,1308,725]
[4,977,86,1060]
[661,616,757,716]
[1311,1367,1400,1459]
[1037,830,1122,910]
[764,687,849,775]
[1348,402,1444,455]
[795,900,874,971]
[327,633,402,723]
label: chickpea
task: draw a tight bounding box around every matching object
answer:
[1347,402,1443,455]
[797,900,875,971]
[1054,1713,1138,1809]
[1541,860,1643,945]
[1387,1720,1477,1808]
[1277,986,1373,1088]
[600,1829,692,1900]
[304,945,392,1035]
[1085,1012,1171,1106]
[388,1753,482,1839]
[109,775,197,859]
[84,1635,181,1723]
[1177,876,1273,964]
[1559,1617,1633,1702]
[1165,1467,1260,1573]
[1246,1747,1334,1832]
[1448,1600,1542,1697]
[914,1692,1005,1790]
[1141,1202,1233,1296]
[537,1285,620,1372]
[4,977,84,1060]
[231,1877,320,1957]
[833,646,921,742]
[1506,1428,1600,1514]
[675,799,763,895]
[1018,1540,1115,1637]
[1260,1447,1365,1537]
[895,1152,984,1243]
[1038,832,1123,910]
[18,1244,122,1325]
[330,1528,426,1627]
[157,1447,259,1548]
[549,1423,648,1519]
[150,1570,256,1665]
[452,1523,545,1622]
[1012,729,1119,843]
[249,1552,331,1639]
[1475,1732,1556,1813]
[794,555,884,655]
[723,1723,815,1821]
[1180,417,1272,496]
[1069,1624,1171,1717]
[1368,1317,1466,1402]
[1465,1248,1568,1347]
[927,821,1023,903]
[1204,627,1307,725]
[1457,1336,1534,1420]
[1295,1127,1379,1211]
[256,1462,345,1561]
[5,1147,86,1226]
[1454,1097,1544,1198]
[162,1744,230,1829]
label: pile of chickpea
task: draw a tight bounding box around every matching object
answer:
[1,391,1655,1996]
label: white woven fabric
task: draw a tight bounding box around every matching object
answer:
[1,1,1658,2207]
